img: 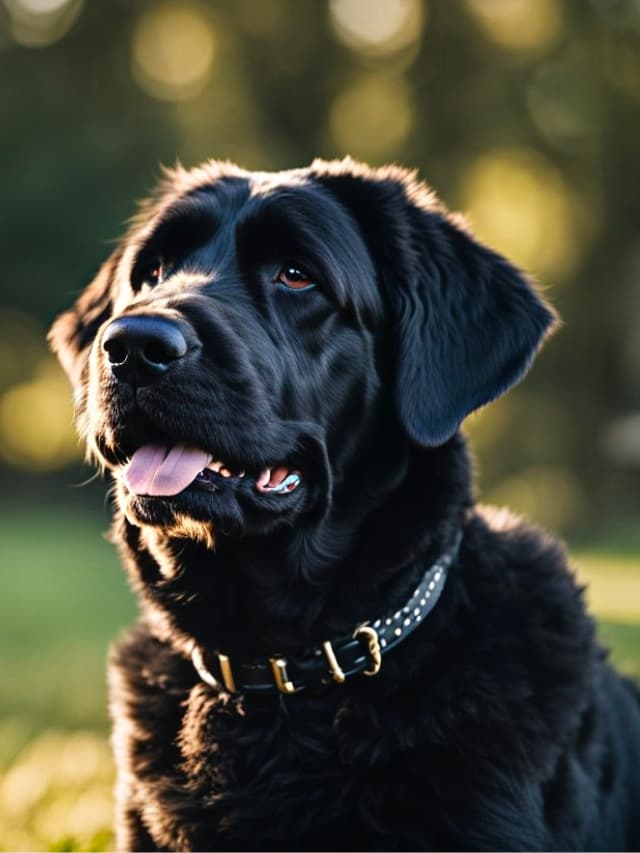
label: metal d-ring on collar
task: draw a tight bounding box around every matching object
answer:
[191,528,463,696]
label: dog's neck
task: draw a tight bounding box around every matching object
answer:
[115,433,472,661]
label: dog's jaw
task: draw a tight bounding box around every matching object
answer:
[151,512,217,551]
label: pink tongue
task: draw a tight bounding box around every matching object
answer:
[123,444,212,496]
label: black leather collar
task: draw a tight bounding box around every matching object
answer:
[191,528,463,696]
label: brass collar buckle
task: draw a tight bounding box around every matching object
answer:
[191,646,238,693]
[217,653,237,693]
[269,657,299,694]
[321,640,346,683]
[354,624,382,676]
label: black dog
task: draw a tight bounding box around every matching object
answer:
[49,158,640,851]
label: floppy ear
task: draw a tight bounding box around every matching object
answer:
[314,160,557,447]
[391,208,557,446]
[48,247,121,388]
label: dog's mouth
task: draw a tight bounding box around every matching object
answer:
[121,443,303,499]
[96,407,328,537]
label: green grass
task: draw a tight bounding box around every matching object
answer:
[0,506,136,737]
[0,504,135,850]
[0,505,638,850]
[598,621,640,679]
[572,549,640,679]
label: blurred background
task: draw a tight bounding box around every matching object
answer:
[1,0,639,848]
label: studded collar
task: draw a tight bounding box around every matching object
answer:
[191,528,463,696]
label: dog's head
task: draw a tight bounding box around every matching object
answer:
[49,158,556,545]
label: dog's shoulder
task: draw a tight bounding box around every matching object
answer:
[457,508,640,849]
[108,623,197,748]
[463,503,600,688]
[444,506,600,761]
[464,503,591,631]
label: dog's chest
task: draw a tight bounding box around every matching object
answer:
[117,654,440,850]
[171,685,391,845]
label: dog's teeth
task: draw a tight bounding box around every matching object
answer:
[203,460,247,480]
[238,470,246,478]
[285,471,301,492]
[257,468,272,489]
[269,473,301,494]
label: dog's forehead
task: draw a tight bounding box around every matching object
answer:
[113,165,384,318]
[147,167,350,238]
[157,162,314,209]
[170,167,347,224]
[146,169,379,298]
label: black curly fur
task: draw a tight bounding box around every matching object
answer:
[49,159,640,851]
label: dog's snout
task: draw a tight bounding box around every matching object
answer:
[102,315,188,386]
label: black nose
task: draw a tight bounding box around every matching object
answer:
[102,315,188,386]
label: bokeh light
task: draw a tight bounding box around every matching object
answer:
[0,309,46,391]
[131,2,217,102]
[602,414,640,468]
[13,0,69,11]
[0,730,113,851]
[484,465,583,532]
[0,357,80,471]
[460,147,579,282]
[329,0,425,57]
[329,74,413,159]
[463,0,562,55]
[4,0,84,47]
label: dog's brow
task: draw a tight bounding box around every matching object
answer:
[152,194,219,235]
[162,271,211,289]
[234,200,347,306]
[129,195,221,278]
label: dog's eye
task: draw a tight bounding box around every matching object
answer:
[133,259,165,289]
[144,261,164,286]
[274,266,316,291]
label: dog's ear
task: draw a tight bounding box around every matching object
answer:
[390,208,557,446]
[315,161,558,447]
[48,246,121,388]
